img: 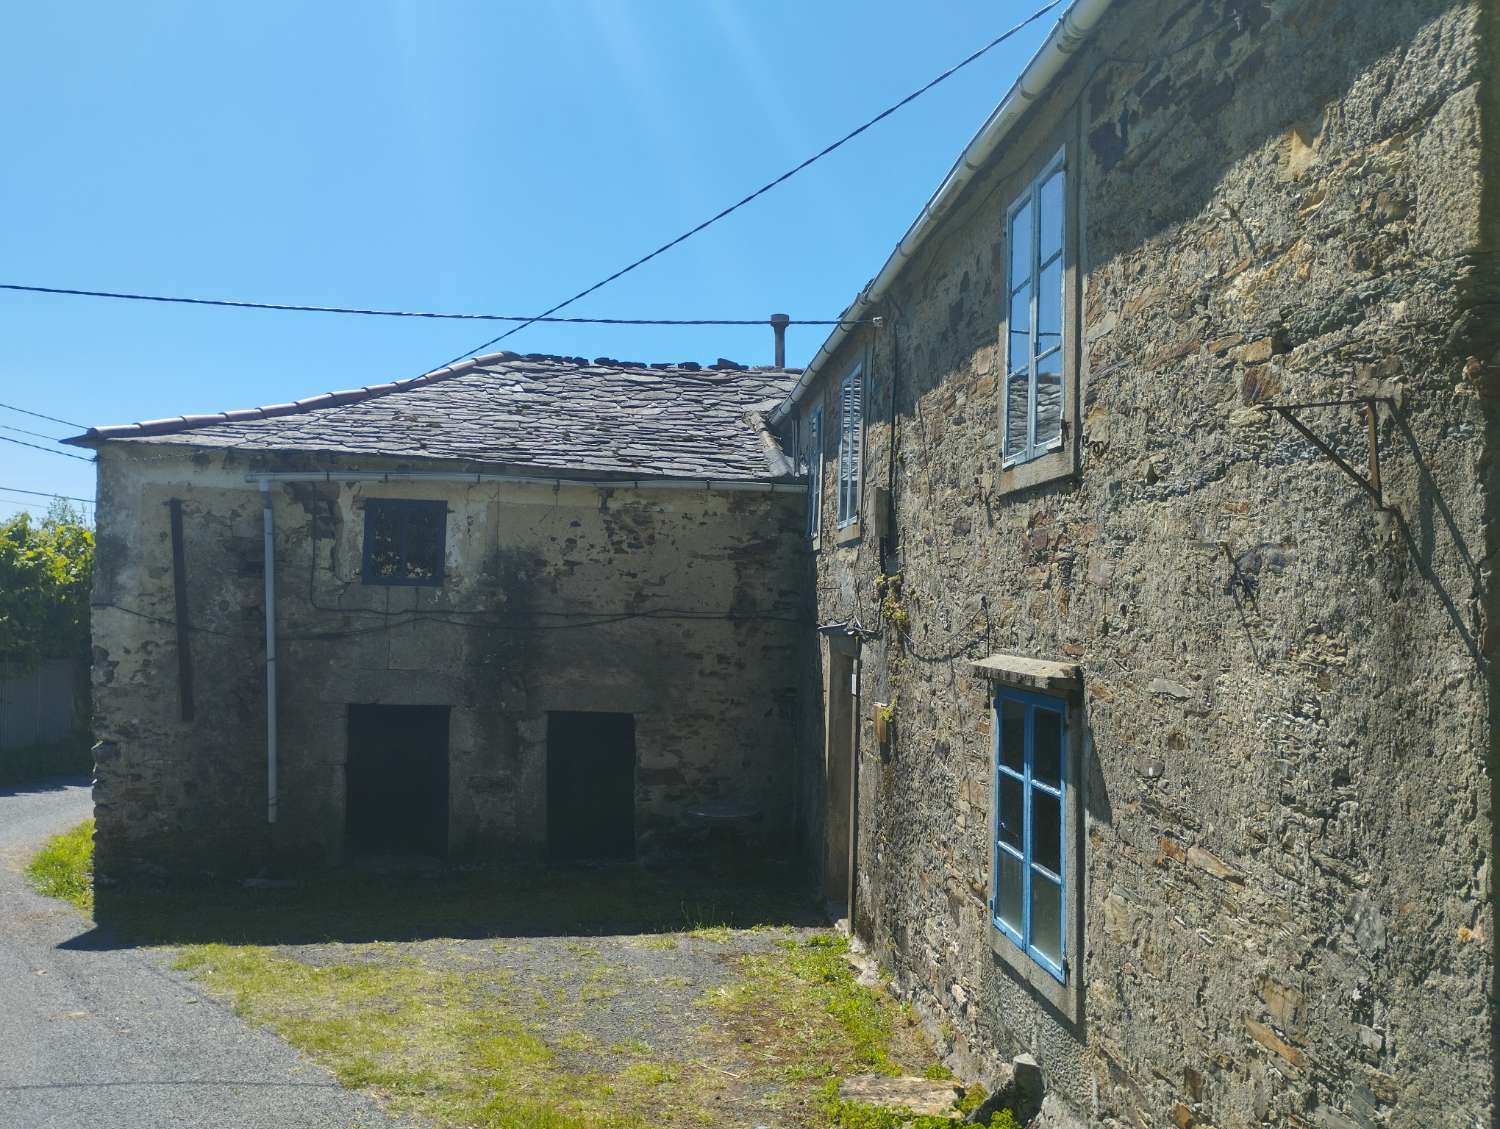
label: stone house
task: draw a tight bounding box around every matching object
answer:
[72,354,805,873]
[772,0,1498,1125]
[73,0,1500,1123]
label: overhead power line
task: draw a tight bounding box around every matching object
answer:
[0,433,94,462]
[0,284,867,327]
[439,0,1065,366]
[0,421,67,443]
[0,400,83,430]
[0,485,94,504]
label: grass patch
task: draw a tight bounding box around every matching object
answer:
[708,933,934,1107]
[819,1080,1019,1129]
[173,943,716,1129]
[49,844,962,1128]
[26,817,93,913]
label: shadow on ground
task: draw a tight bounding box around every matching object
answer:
[69,860,824,950]
[0,773,91,799]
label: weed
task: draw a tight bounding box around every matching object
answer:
[818,1078,1017,1129]
[26,818,93,913]
[708,931,933,1117]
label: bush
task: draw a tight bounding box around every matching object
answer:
[0,504,93,669]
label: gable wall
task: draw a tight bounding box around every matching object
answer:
[89,443,804,875]
[790,0,1496,1123]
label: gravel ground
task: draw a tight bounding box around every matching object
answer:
[286,925,820,1071]
[0,777,405,1129]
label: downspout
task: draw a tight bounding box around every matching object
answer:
[260,478,278,825]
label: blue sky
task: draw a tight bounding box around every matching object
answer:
[0,1,1057,518]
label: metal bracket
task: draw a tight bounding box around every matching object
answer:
[1265,397,1396,507]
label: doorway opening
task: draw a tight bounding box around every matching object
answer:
[547,711,636,861]
[825,646,857,920]
[346,704,450,858]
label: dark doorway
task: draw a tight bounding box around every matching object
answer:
[547,711,636,861]
[346,704,450,858]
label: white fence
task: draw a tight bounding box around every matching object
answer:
[0,660,81,751]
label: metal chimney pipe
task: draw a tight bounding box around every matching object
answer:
[770,313,791,368]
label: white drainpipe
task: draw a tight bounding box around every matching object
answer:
[259,477,278,825]
[244,470,802,492]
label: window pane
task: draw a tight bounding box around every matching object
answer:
[1034,708,1063,788]
[364,502,445,585]
[403,507,445,580]
[996,849,1024,933]
[1030,872,1063,966]
[1005,369,1030,456]
[1039,169,1064,263]
[998,774,1024,852]
[998,698,1025,774]
[1037,256,1063,351]
[1035,350,1063,449]
[1032,788,1061,876]
[1008,283,1032,374]
[1009,200,1033,285]
[366,510,401,578]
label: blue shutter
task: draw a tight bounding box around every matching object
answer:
[837,367,862,527]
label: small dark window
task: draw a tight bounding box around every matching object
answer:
[362,499,446,586]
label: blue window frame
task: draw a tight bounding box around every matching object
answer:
[362,499,447,587]
[806,407,823,541]
[992,686,1067,982]
[1003,148,1067,467]
[836,366,863,528]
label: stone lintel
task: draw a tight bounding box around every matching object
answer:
[969,653,1081,693]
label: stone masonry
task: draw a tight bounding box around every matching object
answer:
[87,441,804,875]
[784,0,1499,1125]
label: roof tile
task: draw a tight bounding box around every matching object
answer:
[75,352,803,482]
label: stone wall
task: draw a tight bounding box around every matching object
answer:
[89,443,804,876]
[788,0,1497,1124]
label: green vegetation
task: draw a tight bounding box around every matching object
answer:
[874,573,910,637]
[28,830,1005,1128]
[172,945,692,1129]
[0,503,93,669]
[26,817,94,913]
[820,1083,1018,1129]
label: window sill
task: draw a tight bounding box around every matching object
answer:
[996,445,1074,497]
[970,653,1081,694]
[834,522,862,546]
[989,924,1077,1019]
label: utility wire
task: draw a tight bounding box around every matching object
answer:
[0,433,94,462]
[0,284,867,327]
[439,0,1065,366]
[0,400,83,430]
[0,421,67,443]
[0,485,94,504]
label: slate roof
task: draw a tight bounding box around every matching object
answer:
[69,352,803,482]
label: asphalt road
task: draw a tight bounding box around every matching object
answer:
[0,777,400,1129]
